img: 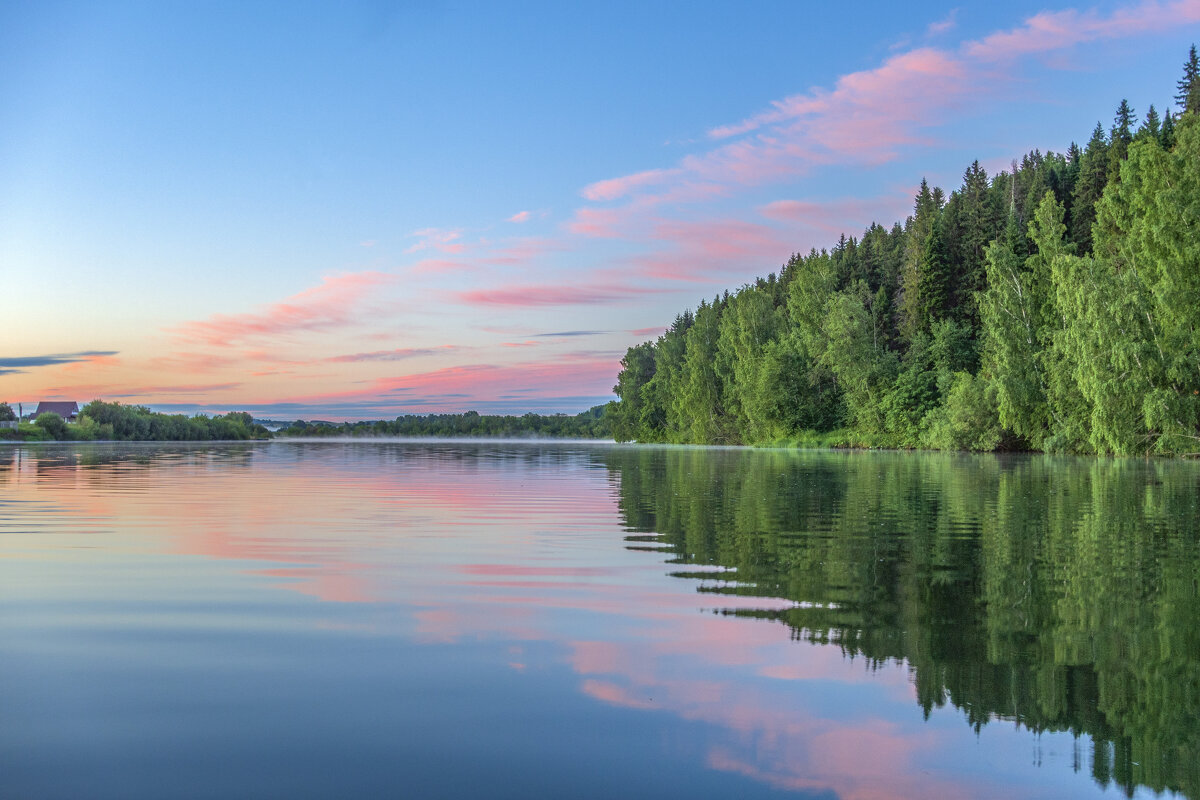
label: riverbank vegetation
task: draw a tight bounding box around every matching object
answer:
[608,48,1200,456]
[0,402,610,442]
[278,406,609,439]
[0,401,270,442]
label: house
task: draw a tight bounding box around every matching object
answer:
[34,401,79,422]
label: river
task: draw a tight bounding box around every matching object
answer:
[1,441,1196,798]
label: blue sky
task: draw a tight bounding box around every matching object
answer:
[3,0,1199,418]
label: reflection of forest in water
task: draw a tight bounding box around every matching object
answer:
[608,447,1200,798]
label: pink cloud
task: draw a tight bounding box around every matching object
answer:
[507,210,531,223]
[633,217,792,281]
[566,207,628,238]
[481,236,561,265]
[926,9,958,36]
[171,271,399,347]
[573,48,969,232]
[59,353,121,373]
[279,355,621,410]
[629,326,665,337]
[37,382,243,400]
[405,227,467,255]
[708,47,966,144]
[759,193,913,236]
[409,258,473,275]
[965,0,1200,61]
[582,167,682,202]
[150,351,242,373]
[324,346,454,364]
[455,282,665,308]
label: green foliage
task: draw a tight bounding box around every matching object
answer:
[73,401,269,442]
[979,203,1053,448]
[0,402,15,422]
[610,341,658,442]
[922,372,1002,451]
[282,408,610,439]
[916,218,951,330]
[605,49,1200,455]
[34,412,68,440]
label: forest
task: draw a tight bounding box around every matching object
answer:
[607,47,1200,456]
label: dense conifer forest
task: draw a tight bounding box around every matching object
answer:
[607,47,1200,456]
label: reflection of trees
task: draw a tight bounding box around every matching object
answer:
[605,447,1200,798]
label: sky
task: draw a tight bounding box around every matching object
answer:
[2,0,1199,420]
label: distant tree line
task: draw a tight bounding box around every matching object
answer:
[0,402,612,442]
[278,407,610,439]
[0,400,270,442]
[608,47,1200,456]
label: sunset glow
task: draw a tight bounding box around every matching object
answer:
[3,1,1198,418]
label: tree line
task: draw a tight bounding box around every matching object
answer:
[0,401,612,442]
[279,406,609,439]
[608,47,1200,456]
[0,401,270,442]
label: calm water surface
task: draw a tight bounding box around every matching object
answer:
[1,442,1197,799]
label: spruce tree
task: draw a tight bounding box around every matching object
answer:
[918,218,951,331]
[1107,100,1135,179]
[1136,104,1161,142]
[1070,123,1109,252]
[1162,110,1177,149]
[1176,44,1199,113]
[953,160,996,325]
[898,179,939,341]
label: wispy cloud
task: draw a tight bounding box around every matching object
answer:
[758,193,913,235]
[454,282,666,308]
[32,382,244,401]
[926,8,958,36]
[171,272,399,347]
[534,331,607,338]
[632,218,793,282]
[405,227,466,255]
[0,350,119,374]
[965,0,1200,61]
[507,210,531,223]
[275,354,621,415]
[325,346,455,363]
[582,168,682,202]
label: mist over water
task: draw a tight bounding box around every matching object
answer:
[1,442,1195,799]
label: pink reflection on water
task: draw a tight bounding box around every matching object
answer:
[0,445,1032,798]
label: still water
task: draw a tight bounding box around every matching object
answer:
[1,442,1197,799]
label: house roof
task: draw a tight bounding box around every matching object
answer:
[35,401,79,417]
